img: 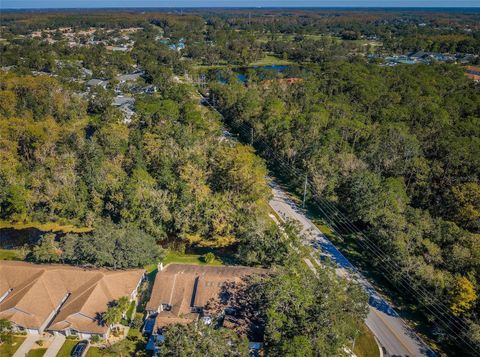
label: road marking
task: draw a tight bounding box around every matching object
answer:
[371,306,418,356]
[270,189,424,357]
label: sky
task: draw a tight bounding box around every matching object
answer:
[2,0,479,9]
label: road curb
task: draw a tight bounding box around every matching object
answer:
[374,335,384,357]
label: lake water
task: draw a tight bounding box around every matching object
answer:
[209,64,303,84]
[0,227,45,248]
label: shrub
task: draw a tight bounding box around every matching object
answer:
[90,335,102,344]
[203,252,215,264]
[131,317,144,329]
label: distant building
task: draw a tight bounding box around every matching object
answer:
[112,95,134,107]
[86,78,107,88]
[112,95,135,123]
[465,66,480,81]
[116,71,144,84]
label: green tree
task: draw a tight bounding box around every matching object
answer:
[30,234,60,263]
[0,318,12,345]
[450,276,477,317]
[159,322,249,357]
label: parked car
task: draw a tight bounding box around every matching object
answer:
[71,340,89,357]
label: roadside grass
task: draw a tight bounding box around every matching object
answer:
[0,335,26,357]
[0,248,21,261]
[354,324,380,357]
[269,175,439,351]
[292,209,379,357]
[26,348,47,357]
[56,339,79,357]
[0,220,92,234]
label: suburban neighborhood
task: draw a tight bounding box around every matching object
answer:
[0,6,479,357]
[0,260,266,356]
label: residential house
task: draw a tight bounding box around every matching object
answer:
[86,78,108,89]
[145,263,262,351]
[116,71,144,84]
[0,261,144,340]
[112,95,135,124]
[466,66,480,81]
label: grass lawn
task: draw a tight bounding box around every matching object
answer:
[85,347,106,357]
[85,328,146,357]
[56,339,79,357]
[0,336,26,357]
[26,348,47,357]
[250,55,294,66]
[163,251,223,266]
[354,324,380,357]
[126,301,136,321]
[144,251,224,273]
[0,248,21,261]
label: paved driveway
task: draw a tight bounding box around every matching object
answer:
[13,335,37,357]
[44,334,66,357]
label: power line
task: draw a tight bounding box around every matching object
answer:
[213,106,480,355]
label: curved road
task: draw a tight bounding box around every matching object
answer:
[199,92,435,357]
[269,183,435,357]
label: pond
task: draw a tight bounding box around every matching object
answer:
[0,227,45,248]
[205,64,306,84]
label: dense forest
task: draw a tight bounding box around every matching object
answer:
[1,8,479,355]
[209,60,480,351]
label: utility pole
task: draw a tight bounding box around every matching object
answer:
[302,173,308,208]
[250,127,254,145]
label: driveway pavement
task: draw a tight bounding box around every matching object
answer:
[44,334,66,357]
[13,335,37,357]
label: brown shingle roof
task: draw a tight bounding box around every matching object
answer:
[0,261,144,333]
[147,264,262,330]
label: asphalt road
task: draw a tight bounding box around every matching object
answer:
[200,92,435,357]
[269,182,435,357]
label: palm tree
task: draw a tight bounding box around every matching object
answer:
[117,296,130,318]
[103,306,121,328]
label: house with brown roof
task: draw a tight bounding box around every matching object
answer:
[465,66,480,82]
[145,263,261,336]
[0,261,144,340]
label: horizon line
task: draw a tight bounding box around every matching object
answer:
[2,5,480,9]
